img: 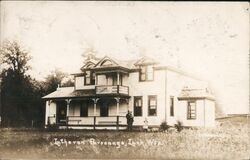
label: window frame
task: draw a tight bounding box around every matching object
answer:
[187,101,196,120]
[84,70,95,85]
[148,95,157,116]
[139,65,154,82]
[170,96,174,117]
[134,96,143,117]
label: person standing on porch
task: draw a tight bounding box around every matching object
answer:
[126,111,134,131]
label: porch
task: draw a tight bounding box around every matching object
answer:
[45,96,130,130]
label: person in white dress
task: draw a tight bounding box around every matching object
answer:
[143,118,148,132]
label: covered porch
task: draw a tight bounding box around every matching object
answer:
[46,96,130,130]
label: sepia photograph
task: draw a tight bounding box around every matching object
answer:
[0,1,249,159]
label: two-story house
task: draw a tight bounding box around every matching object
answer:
[43,55,215,130]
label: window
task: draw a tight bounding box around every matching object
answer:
[170,97,174,116]
[134,97,142,116]
[85,70,95,85]
[80,102,88,117]
[139,65,154,81]
[148,96,157,116]
[187,101,196,119]
[112,75,117,86]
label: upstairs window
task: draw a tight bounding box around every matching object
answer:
[134,96,142,116]
[139,65,154,81]
[148,96,157,116]
[85,70,95,85]
[187,101,196,120]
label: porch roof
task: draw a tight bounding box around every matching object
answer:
[42,87,95,99]
[178,88,215,101]
[42,87,129,100]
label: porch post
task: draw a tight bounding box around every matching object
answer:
[65,99,71,126]
[117,72,120,85]
[92,98,99,116]
[115,97,120,130]
[46,100,52,126]
[115,97,120,116]
[91,98,99,130]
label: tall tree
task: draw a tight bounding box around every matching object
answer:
[0,40,40,127]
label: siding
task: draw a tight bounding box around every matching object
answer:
[128,70,166,126]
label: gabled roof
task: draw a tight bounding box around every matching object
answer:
[80,55,160,71]
[114,58,139,69]
[94,56,119,68]
[81,59,99,70]
[77,55,203,81]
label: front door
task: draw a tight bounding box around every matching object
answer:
[100,102,109,117]
[57,101,67,124]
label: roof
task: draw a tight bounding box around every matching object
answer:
[73,55,205,82]
[42,87,96,99]
[42,87,130,99]
[81,55,160,70]
[134,56,159,66]
[178,88,215,100]
[112,58,138,69]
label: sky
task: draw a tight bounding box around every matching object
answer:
[0,1,249,114]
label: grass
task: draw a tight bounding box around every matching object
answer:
[0,117,249,159]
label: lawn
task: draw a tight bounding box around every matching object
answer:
[0,117,249,159]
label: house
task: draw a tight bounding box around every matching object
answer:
[42,55,216,130]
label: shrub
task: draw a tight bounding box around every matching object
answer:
[160,121,170,132]
[174,121,183,132]
[46,123,59,131]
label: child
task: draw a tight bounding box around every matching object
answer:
[143,118,148,132]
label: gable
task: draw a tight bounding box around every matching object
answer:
[81,61,96,71]
[95,56,118,68]
[101,59,113,66]
[85,62,95,68]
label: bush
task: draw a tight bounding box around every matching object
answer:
[46,123,59,131]
[174,121,183,132]
[160,121,170,132]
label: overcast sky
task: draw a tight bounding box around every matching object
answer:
[0,2,249,114]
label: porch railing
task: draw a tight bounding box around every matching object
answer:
[47,116,56,125]
[95,85,129,95]
[47,116,127,130]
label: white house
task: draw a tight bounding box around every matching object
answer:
[43,55,215,130]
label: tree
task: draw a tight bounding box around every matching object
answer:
[0,40,31,75]
[41,69,74,96]
[0,40,41,127]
